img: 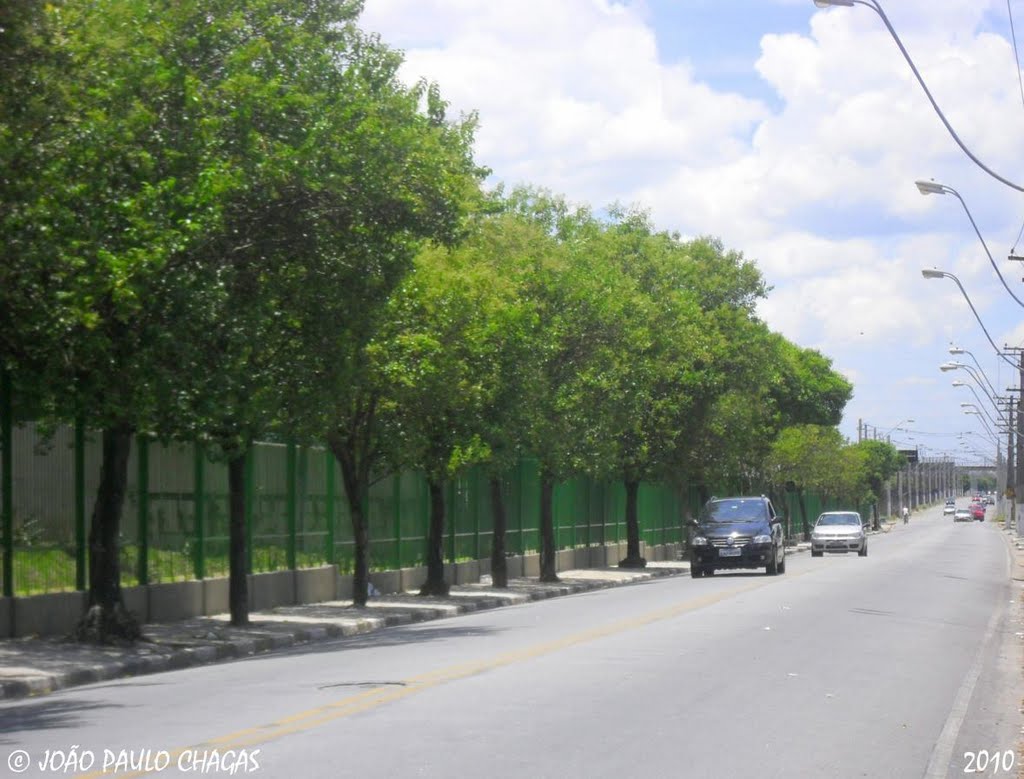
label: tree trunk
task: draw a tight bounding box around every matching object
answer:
[489,476,508,588]
[227,452,249,626]
[420,477,449,596]
[539,468,559,582]
[329,436,370,608]
[76,422,140,644]
[870,478,883,530]
[798,489,810,541]
[619,478,647,568]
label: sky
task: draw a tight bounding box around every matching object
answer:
[358,0,1024,466]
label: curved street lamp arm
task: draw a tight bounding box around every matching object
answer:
[933,273,1018,369]
[956,382,1007,425]
[858,0,1024,193]
[947,189,1024,309]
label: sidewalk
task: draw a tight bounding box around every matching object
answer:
[0,562,697,701]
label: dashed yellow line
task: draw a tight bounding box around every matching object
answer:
[75,574,788,778]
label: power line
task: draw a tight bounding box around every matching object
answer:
[1007,1,1024,258]
[1009,0,1024,110]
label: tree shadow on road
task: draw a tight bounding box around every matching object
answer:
[0,697,125,743]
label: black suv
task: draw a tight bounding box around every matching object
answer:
[689,496,786,578]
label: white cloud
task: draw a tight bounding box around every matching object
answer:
[359,0,1024,451]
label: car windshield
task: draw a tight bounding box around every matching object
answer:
[700,500,766,523]
[816,513,860,526]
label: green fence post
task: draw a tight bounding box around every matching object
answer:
[74,416,86,591]
[286,442,297,570]
[557,483,565,548]
[393,472,402,570]
[245,447,254,574]
[325,449,336,566]
[137,435,149,586]
[193,440,206,580]
[518,460,525,555]
[448,480,457,566]
[473,468,481,562]
[1,369,12,598]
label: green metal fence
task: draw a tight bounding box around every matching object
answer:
[0,405,875,598]
[0,416,702,597]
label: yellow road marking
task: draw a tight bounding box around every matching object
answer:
[75,574,791,778]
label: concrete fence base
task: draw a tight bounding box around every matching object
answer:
[0,542,680,639]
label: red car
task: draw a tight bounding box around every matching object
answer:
[970,503,985,521]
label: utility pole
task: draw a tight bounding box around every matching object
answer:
[1007,402,1016,533]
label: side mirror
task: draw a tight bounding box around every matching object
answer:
[688,519,700,529]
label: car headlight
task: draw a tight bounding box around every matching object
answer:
[753,534,772,544]
[692,536,708,546]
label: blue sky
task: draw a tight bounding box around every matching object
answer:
[360,0,1024,467]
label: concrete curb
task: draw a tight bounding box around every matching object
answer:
[999,526,1024,582]
[0,565,687,702]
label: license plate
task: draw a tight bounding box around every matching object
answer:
[719,548,742,557]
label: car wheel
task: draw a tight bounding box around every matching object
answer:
[778,554,786,574]
[858,544,867,557]
[705,567,715,576]
[766,548,779,576]
[811,550,823,557]
[690,565,703,578]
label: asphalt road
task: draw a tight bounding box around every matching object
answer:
[1,504,1020,779]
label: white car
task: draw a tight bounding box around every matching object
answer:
[943,504,956,515]
[811,511,867,557]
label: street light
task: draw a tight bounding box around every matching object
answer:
[963,408,998,443]
[951,381,1007,425]
[861,418,913,441]
[882,418,913,438]
[812,0,1024,193]
[916,182,1024,309]
[942,362,1004,406]
[922,270,1017,368]
[949,345,999,398]
[960,401,998,430]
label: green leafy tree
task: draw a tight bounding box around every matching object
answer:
[160,0,481,621]
[511,197,636,581]
[0,0,235,641]
[593,215,730,567]
[1,0,482,632]
[374,244,510,595]
[849,440,905,529]
[766,425,848,539]
[431,200,548,588]
[693,329,852,499]
[283,82,484,607]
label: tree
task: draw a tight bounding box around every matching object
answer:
[156,0,481,622]
[766,425,848,539]
[690,328,852,501]
[428,201,548,588]
[1,0,483,633]
[591,216,732,567]
[374,243,508,596]
[509,197,637,582]
[849,440,905,529]
[281,80,484,607]
[0,0,236,641]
